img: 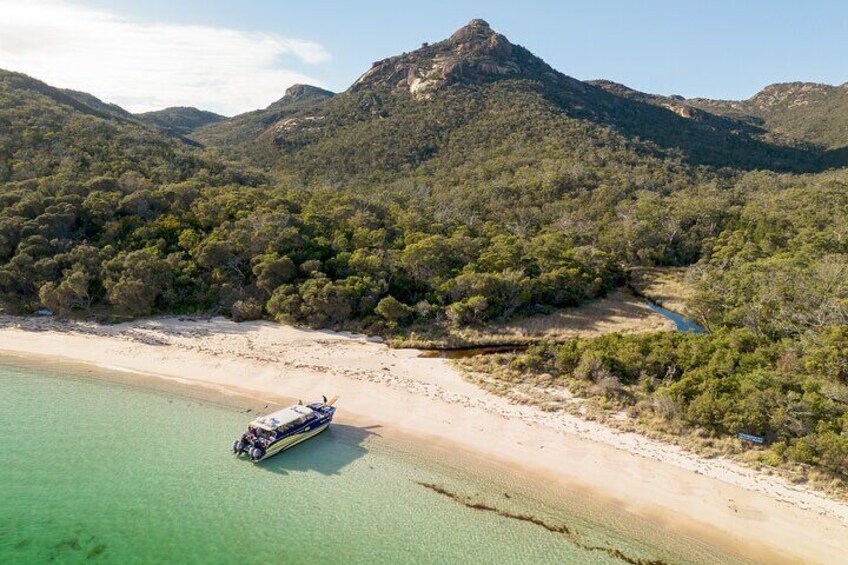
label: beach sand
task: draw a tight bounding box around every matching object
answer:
[0,315,846,564]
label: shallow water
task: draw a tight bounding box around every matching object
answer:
[0,358,745,564]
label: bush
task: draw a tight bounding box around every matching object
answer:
[446,295,489,326]
[231,298,263,322]
[374,295,413,325]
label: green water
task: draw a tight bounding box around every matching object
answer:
[0,358,746,564]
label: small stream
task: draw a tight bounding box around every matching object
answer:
[644,301,705,333]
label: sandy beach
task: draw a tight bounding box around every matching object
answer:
[1,315,846,564]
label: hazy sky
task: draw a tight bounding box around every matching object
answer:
[1,0,845,115]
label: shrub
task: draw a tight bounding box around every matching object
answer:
[375,295,413,325]
[231,298,263,322]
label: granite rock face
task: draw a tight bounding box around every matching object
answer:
[351,19,570,100]
[283,84,335,102]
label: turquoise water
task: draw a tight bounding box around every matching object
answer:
[0,358,744,564]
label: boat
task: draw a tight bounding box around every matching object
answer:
[232,396,338,462]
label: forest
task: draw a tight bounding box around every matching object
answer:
[463,171,848,480]
[1,54,846,481]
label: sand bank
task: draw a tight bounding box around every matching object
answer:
[0,315,845,564]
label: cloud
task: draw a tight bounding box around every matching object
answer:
[0,0,331,115]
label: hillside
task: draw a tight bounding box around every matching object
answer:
[0,64,632,327]
[196,19,833,183]
[0,67,268,315]
[136,106,226,138]
[0,69,204,183]
[689,82,848,150]
[193,84,334,151]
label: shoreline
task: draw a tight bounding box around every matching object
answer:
[1,315,846,563]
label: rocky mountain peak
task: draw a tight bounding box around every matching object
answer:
[263,84,334,113]
[447,18,513,61]
[447,18,494,44]
[350,19,559,100]
[460,18,491,30]
[283,84,334,102]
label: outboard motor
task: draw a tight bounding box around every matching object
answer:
[250,446,265,462]
[233,439,244,454]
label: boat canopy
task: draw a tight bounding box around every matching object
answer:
[250,405,314,431]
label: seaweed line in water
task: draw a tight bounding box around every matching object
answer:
[416,482,669,565]
[417,482,571,534]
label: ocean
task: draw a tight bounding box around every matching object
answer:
[0,357,745,564]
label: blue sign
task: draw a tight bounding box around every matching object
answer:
[738,432,765,444]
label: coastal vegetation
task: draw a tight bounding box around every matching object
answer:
[462,326,848,485]
[460,171,848,486]
[1,18,847,482]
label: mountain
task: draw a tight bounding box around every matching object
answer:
[194,18,834,184]
[192,84,334,151]
[0,69,209,184]
[349,18,573,98]
[136,106,225,137]
[0,21,845,322]
[689,82,848,150]
[0,70,137,126]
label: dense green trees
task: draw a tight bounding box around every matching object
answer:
[0,169,630,325]
[689,172,848,337]
[1,74,640,326]
[473,171,848,479]
[102,249,175,316]
[1,66,846,478]
[493,327,848,476]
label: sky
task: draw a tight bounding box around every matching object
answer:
[0,0,845,116]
